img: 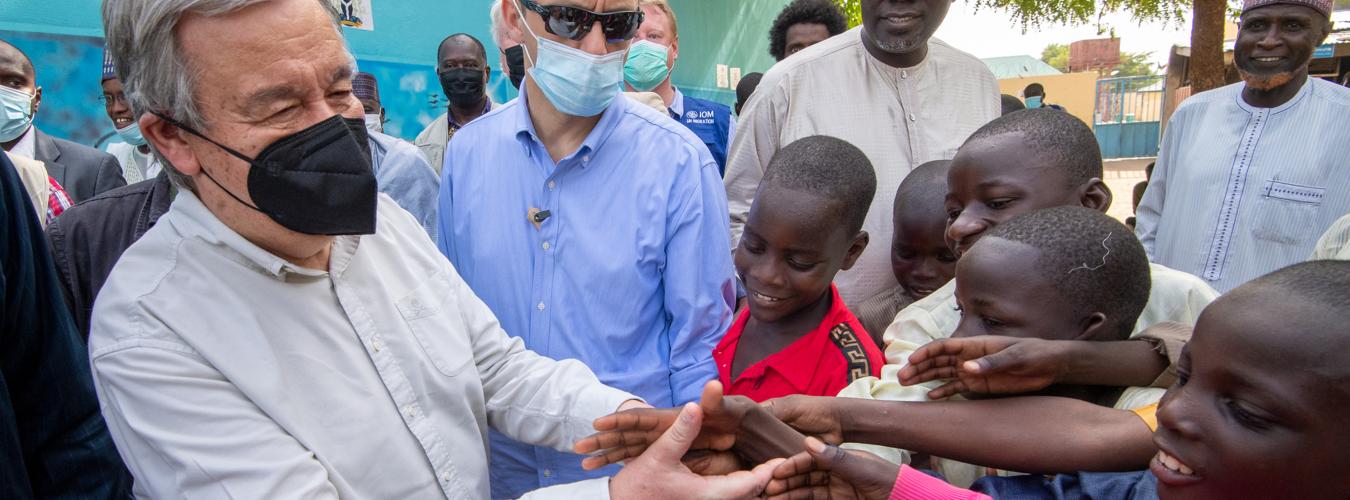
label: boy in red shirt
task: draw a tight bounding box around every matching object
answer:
[714,135,884,402]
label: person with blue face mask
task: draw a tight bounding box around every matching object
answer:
[1022,82,1065,111]
[101,51,161,185]
[436,0,737,497]
[1,39,125,204]
[623,0,735,175]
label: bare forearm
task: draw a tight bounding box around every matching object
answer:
[1059,340,1167,388]
[732,404,809,463]
[835,396,1155,473]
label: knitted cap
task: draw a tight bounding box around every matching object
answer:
[1242,0,1331,17]
[352,72,380,102]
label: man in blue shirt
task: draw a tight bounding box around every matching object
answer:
[437,0,734,497]
[621,0,735,175]
[353,72,440,239]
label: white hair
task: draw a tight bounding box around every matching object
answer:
[489,0,508,48]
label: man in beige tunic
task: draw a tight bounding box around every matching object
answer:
[724,0,999,305]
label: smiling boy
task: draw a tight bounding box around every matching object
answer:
[715,135,884,402]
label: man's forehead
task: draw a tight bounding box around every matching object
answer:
[539,0,639,12]
[0,45,33,80]
[440,42,485,62]
[1241,3,1324,21]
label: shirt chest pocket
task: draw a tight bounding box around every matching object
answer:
[1251,180,1325,246]
[397,273,474,377]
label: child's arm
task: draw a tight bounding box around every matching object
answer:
[766,438,990,500]
[767,395,1156,473]
[899,334,1179,400]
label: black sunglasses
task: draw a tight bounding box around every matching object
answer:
[518,0,645,42]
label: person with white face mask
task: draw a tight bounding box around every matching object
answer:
[435,0,736,497]
[0,39,125,204]
[623,0,735,175]
[101,51,161,184]
[352,71,439,239]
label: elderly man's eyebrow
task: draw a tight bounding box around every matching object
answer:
[328,65,354,87]
[239,84,306,116]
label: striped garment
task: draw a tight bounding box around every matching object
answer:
[46,175,73,223]
[1313,214,1350,260]
[1136,78,1350,293]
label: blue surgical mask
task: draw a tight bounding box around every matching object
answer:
[1025,96,1043,109]
[517,6,627,117]
[0,85,36,143]
[115,121,148,146]
[624,40,670,92]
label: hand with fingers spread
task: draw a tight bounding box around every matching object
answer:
[762,395,846,446]
[575,381,757,474]
[764,437,899,500]
[897,336,1068,399]
[608,402,784,500]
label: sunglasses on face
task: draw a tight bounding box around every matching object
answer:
[518,0,645,43]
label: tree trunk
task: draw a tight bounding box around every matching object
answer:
[1190,0,1227,93]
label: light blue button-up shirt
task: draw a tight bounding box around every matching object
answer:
[436,91,735,495]
[369,130,439,239]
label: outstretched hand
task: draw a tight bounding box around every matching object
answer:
[898,336,1070,399]
[762,395,846,446]
[609,402,784,500]
[575,381,754,473]
[764,437,899,500]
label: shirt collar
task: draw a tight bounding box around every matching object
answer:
[512,88,628,168]
[669,87,686,118]
[1234,75,1314,114]
[449,100,493,130]
[168,188,344,280]
[8,126,36,159]
[763,285,851,391]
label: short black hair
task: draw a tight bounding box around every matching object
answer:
[1242,260,1350,311]
[439,33,487,62]
[0,39,35,79]
[761,135,876,235]
[894,159,949,221]
[735,72,764,115]
[1023,83,1045,97]
[768,0,847,61]
[963,108,1102,188]
[999,94,1025,115]
[986,206,1151,340]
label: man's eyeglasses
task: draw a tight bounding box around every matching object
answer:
[518,0,644,43]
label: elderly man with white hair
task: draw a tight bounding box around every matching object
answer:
[91,0,775,498]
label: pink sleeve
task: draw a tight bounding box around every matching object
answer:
[889,465,993,500]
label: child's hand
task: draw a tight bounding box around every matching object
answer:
[575,381,751,471]
[764,437,898,500]
[761,395,846,445]
[898,336,1070,399]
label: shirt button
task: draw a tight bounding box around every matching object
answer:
[547,180,556,190]
[907,113,916,122]
[901,70,909,79]
[543,469,553,478]
[582,155,590,162]
[441,471,451,482]
[537,302,546,311]
[403,405,415,417]
[542,241,551,250]
[372,339,383,352]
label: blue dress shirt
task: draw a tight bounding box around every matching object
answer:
[436,91,735,496]
[369,130,439,239]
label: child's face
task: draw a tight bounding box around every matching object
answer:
[736,186,867,324]
[1152,293,1350,499]
[891,213,957,301]
[944,135,1105,258]
[950,237,1100,341]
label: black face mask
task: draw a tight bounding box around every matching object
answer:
[439,68,487,108]
[166,114,378,236]
[504,45,526,89]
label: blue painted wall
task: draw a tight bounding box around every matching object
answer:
[1,0,786,147]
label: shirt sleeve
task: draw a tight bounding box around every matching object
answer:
[435,143,457,263]
[519,477,611,499]
[892,465,992,500]
[91,343,340,499]
[440,261,638,451]
[1135,109,1183,259]
[662,144,737,405]
[722,75,783,250]
[1131,321,1192,388]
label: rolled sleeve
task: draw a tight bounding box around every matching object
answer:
[1133,322,1191,388]
[663,148,736,405]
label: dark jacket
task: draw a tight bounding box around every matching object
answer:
[0,153,131,499]
[33,128,126,203]
[47,173,173,340]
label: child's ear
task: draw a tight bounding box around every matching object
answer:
[1073,312,1109,341]
[840,230,869,271]
[1079,179,1114,213]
